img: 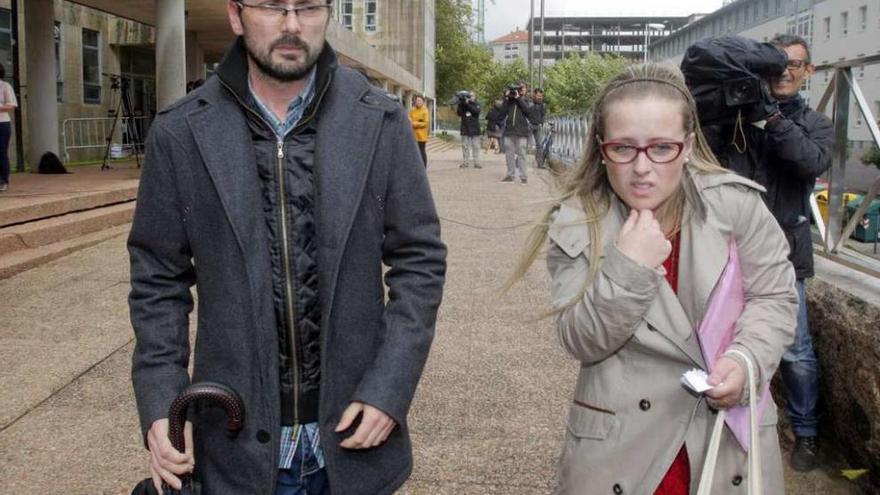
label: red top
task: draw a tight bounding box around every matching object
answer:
[654,232,690,495]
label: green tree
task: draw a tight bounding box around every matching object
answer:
[435,0,494,102]
[542,53,630,114]
[862,146,880,170]
[476,58,529,105]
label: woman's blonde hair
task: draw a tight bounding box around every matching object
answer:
[505,63,726,309]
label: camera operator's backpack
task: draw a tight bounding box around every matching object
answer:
[680,36,786,126]
[37,152,69,174]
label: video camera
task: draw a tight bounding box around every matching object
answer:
[681,36,787,126]
[455,90,472,103]
[505,84,522,100]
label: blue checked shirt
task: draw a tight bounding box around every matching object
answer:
[247,67,325,470]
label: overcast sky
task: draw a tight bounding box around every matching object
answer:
[485,0,725,41]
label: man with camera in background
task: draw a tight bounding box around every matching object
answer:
[530,88,547,169]
[499,83,533,184]
[683,34,833,472]
[456,90,482,169]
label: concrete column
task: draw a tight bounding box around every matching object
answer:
[185,30,206,83]
[156,0,187,109]
[24,0,60,165]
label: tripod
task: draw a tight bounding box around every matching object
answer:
[101,74,142,170]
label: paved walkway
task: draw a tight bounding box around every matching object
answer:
[0,147,859,494]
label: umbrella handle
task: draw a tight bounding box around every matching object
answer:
[167,381,246,456]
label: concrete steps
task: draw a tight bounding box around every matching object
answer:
[0,192,136,280]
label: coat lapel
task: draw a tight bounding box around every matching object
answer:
[187,95,264,260]
[314,78,385,315]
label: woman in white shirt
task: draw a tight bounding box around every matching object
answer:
[0,64,18,192]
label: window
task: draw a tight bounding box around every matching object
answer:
[82,28,101,104]
[55,22,63,102]
[341,0,353,30]
[764,0,770,18]
[858,5,867,31]
[0,9,12,85]
[364,0,377,32]
[841,11,848,36]
[775,0,782,14]
[797,12,811,38]
[823,16,831,40]
[753,3,760,22]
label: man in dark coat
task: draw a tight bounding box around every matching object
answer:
[127,2,447,494]
[694,34,832,472]
[529,88,547,168]
[456,90,481,168]
[500,84,533,184]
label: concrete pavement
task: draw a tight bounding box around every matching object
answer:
[0,146,860,494]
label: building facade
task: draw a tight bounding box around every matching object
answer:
[651,0,880,181]
[3,0,436,169]
[488,29,529,65]
[526,16,691,67]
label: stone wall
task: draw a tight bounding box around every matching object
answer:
[786,256,880,493]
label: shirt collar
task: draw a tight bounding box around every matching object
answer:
[248,65,318,137]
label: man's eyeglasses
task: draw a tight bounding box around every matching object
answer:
[236,1,331,26]
[599,140,686,165]
[786,59,809,70]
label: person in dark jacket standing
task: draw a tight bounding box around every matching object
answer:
[456,90,482,168]
[127,2,447,494]
[485,98,505,154]
[530,88,547,168]
[698,34,832,473]
[500,84,533,184]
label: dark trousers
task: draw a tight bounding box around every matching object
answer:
[0,122,11,184]
[417,141,427,167]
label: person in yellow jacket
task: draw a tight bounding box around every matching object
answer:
[409,95,430,166]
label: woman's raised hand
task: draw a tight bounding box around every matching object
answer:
[616,209,672,268]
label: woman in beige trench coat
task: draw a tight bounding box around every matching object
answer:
[510,64,798,494]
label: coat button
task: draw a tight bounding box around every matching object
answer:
[639,399,651,411]
[732,475,743,486]
[613,484,623,494]
[256,429,271,444]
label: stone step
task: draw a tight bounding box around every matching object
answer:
[0,202,135,256]
[0,186,138,228]
[0,223,131,280]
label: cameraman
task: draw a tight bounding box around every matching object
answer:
[456,90,482,169]
[530,88,547,168]
[689,34,833,473]
[500,84,533,184]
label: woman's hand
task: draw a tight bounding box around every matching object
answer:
[705,357,746,409]
[616,209,672,268]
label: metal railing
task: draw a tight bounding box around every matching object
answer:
[61,116,151,163]
[813,55,880,260]
[546,114,590,164]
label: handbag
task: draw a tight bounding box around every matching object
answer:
[695,349,762,495]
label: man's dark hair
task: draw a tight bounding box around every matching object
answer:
[770,33,811,63]
[533,88,544,94]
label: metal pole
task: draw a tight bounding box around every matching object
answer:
[529,0,534,89]
[10,0,24,172]
[826,67,851,252]
[644,23,648,64]
[538,0,545,88]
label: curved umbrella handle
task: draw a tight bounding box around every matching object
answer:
[167,381,246,453]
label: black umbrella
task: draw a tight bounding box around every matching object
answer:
[130,382,245,495]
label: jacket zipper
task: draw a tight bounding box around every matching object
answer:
[276,139,300,424]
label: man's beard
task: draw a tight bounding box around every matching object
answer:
[244,34,321,82]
